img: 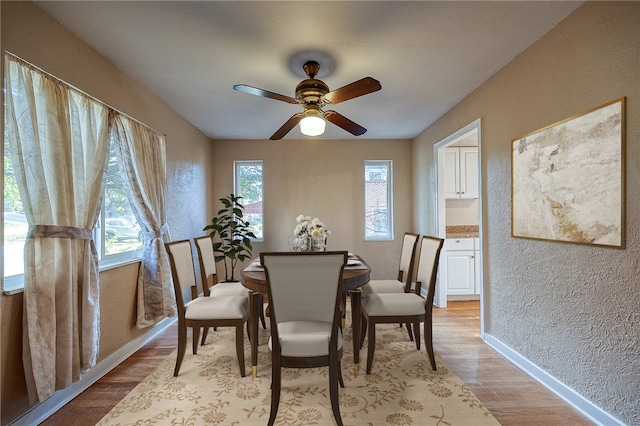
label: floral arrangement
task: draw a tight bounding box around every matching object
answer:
[291,214,330,251]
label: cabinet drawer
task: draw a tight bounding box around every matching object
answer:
[444,238,475,251]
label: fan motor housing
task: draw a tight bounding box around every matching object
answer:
[295,78,329,104]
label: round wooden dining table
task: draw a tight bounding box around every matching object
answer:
[241,255,371,378]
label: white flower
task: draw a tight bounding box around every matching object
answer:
[292,214,330,251]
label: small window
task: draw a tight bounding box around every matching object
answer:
[364,160,393,240]
[234,161,263,241]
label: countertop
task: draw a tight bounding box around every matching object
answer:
[446,225,479,239]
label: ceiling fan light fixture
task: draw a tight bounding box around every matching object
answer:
[299,113,326,136]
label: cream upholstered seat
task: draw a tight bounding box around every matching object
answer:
[166,239,249,377]
[361,232,420,296]
[361,235,444,374]
[194,236,265,346]
[261,251,348,426]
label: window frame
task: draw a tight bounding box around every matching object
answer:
[364,160,394,241]
[233,160,264,242]
[2,58,146,294]
[3,140,145,294]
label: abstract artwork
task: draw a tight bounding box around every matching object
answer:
[512,98,625,247]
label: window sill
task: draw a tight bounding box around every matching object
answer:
[99,256,142,272]
[3,257,142,296]
[3,282,24,296]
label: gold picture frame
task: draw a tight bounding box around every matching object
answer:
[511,97,625,247]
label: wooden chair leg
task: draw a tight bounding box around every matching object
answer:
[425,321,436,370]
[174,322,187,377]
[259,294,267,329]
[235,321,246,377]
[366,320,376,374]
[201,326,209,345]
[192,326,200,355]
[268,357,282,426]
[406,322,414,341]
[413,322,421,350]
[329,356,344,426]
[360,316,368,349]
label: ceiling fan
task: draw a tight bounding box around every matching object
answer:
[233,61,381,140]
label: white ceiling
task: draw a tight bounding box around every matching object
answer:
[35,1,581,140]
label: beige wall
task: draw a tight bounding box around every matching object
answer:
[1,2,214,423]
[413,2,639,424]
[3,1,638,425]
[210,138,413,280]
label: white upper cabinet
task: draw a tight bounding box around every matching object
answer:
[444,147,478,199]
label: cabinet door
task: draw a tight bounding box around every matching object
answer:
[443,148,460,199]
[474,248,480,295]
[459,147,478,199]
[445,250,475,295]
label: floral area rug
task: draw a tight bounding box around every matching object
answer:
[98,310,499,426]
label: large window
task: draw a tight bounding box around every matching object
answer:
[3,132,27,289]
[234,161,263,241]
[3,121,142,292]
[364,160,393,240]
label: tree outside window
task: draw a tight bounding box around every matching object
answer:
[3,133,143,289]
[234,161,263,241]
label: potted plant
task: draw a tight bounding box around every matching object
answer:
[203,193,256,282]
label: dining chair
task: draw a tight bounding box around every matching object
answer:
[360,235,444,374]
[360,232,421,340]
[261,251,348,426]
[361,232,420,296]
[194,236,265,346]
[166,239,249,377]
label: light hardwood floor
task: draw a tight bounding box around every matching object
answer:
[41,301,592,425]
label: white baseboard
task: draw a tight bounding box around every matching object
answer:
[483,333,626,426]
[11,316,176,426]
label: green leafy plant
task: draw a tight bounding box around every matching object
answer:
[203,194,256,282]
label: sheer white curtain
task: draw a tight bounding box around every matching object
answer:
[110,113,174,327]
[5,55,109,402]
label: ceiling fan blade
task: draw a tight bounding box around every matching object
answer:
[323,77,381,105]
[324,110,367,136]
[233,84,298,104]
[270,113,303,140]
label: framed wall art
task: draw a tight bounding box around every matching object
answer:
[511,97,625,247]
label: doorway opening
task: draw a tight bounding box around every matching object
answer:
[433,118,483,338]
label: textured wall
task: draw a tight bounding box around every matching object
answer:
[1,2,213,423]
[413,3,639,424]
[210,138,413,281]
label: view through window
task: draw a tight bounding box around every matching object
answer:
[3,134,143,289]
[364,160,393,240]
[234,161,263,241]
[3,132,26,282]
[98,138,143,258]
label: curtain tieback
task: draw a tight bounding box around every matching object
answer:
[28,225,93,240]
[144,223,169,240]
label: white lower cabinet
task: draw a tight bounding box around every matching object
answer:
[444,238,479,297]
